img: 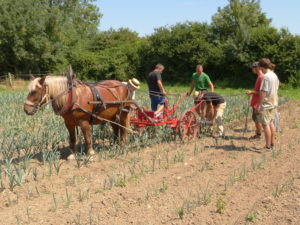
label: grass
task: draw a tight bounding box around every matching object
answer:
[245,212,257,222]
[0,78,296,193]
[278,87,300,100]
[139,81,300,100]
[0,76,298,223]
[216,197,226,214]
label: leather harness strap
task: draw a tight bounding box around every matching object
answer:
[85,82,105,124]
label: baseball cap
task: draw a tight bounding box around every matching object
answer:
[252,62,259,68]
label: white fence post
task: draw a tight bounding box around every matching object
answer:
[8,72,13,87]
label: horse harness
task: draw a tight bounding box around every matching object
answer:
[84,81,131,125]
[84,82,105,124]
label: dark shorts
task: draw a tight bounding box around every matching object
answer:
[150,95,164,111]
[194,98,201,105]
[252,108,260,122]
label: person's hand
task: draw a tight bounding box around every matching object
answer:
[245,90,252,95]
[186,92,191,96]
[255,106,260,113]
[162,91,167,96]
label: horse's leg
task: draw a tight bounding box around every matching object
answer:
[111,123,120,143]
[119,110,130,146]
[79,119,95,156]
[64,120,76,160]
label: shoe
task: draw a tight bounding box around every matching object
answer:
[214,134,228,140]
[265,145,273,150]
[154,112,163,118]
[250,133,261,139]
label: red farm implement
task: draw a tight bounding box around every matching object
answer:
[130,94,205,141]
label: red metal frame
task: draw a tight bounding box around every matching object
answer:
[130,94,205,131]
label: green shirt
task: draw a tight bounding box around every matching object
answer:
[192,72,211,91]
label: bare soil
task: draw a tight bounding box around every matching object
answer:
[0,101,300,225]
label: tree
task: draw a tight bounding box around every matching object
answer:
[211,0,271,43]
[141,22,223,83]
[74,28,144,81]
[210,0,275,86]
[0,0,101,74]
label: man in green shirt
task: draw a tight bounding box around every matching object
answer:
[187,65,214,94]
[187,65,214,118]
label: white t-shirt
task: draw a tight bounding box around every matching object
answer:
[122,82,136,100]
[260,71,279,110]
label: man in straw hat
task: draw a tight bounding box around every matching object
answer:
[123,78,140,100]
[128,78,140,100]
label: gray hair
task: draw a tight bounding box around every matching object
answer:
[155,64,165,70]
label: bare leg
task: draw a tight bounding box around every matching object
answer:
[262,124,271,147]
[155,104,164,115]
[64,121,76,160]
[255,122,262,135]
[200,103,206,119]
[79,119,95,156]
[270,121,276,146]
[214,103,226,136]
[205,104,210,120]
[195,107,202,118]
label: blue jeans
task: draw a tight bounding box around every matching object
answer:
[150,95,164,111]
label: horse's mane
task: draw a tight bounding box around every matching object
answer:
[28,76,68,109]
[28,77,43,92]
[46,76,68,109]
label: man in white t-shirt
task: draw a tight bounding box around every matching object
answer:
[256,58,279,150]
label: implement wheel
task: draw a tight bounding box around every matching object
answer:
[177,110,199,141]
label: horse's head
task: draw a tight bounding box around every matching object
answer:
[24,75,49,115]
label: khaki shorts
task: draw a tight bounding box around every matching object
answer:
[258,108,275,125]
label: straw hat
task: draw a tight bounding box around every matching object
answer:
[128,78,140,89]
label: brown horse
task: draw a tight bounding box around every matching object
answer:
[24,73,132,160]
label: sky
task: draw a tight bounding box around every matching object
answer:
[95,0,300,37]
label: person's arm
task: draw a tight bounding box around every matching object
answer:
[206,75,214,92]
[157,80,166,96]
[209,82,214,92]
[256,90,267,112]
[246,90,259,95]
[187,80,195,96]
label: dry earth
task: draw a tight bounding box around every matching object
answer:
[0,101,299,225]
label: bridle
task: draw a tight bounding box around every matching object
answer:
[24,84,49,113]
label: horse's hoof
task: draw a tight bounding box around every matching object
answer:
[67,154,75,160]
[88,149,95,156]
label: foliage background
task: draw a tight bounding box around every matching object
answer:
[0,0,299,87]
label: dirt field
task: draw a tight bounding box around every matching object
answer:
[0,101,299,225]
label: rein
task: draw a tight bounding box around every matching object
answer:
[74,102,136,134]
